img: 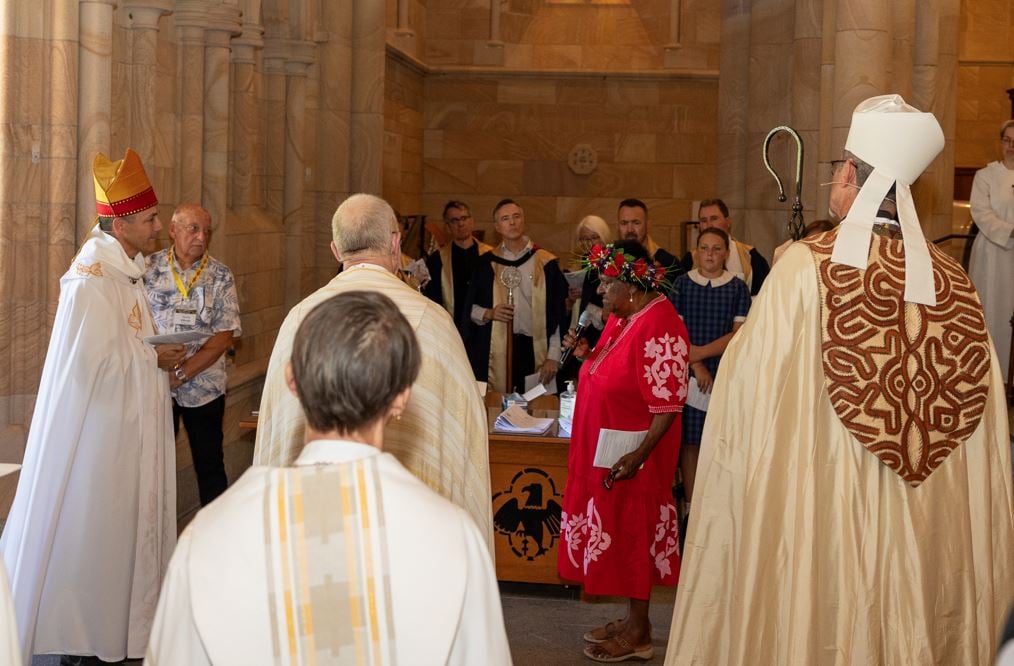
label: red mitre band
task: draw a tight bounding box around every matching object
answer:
[94,187,158,217]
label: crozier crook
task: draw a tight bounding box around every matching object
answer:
[762,125,806,240]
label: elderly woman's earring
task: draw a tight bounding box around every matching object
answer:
[629,291,634,303]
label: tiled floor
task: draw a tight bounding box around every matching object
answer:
[501,583,676,665]
[27,406,1014,665]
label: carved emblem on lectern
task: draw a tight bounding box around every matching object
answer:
[492,467,563,560]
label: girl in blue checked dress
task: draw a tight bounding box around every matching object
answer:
[667,227,750,507]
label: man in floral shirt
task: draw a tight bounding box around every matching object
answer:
[144,203,241,506]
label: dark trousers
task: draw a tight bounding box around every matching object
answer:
[173,394,228,506]
[510,333,535,394]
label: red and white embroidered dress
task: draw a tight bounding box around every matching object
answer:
[558,296,689,599]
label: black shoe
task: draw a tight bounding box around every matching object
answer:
[60,656,121,666]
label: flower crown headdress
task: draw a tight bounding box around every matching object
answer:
[583,243,671,292]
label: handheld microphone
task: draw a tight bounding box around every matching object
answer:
[560,310,594,366]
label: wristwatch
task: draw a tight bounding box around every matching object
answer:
[174,367,187,382]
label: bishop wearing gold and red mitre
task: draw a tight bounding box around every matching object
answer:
[1,149,177,664]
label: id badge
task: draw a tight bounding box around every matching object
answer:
[174,307,198,327]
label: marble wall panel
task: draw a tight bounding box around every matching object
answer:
[582,44,660,71]
[424,158,479,192]
[497,79,557,104]
[454,6,489,37]
[672,162,717,199]
[420,0,719,71]
[477,160,526,193]
[425,39,475,65]
[384,56,425,213]
[418,72,718,257]
[955,0,1014,170]
[657,133,713,164]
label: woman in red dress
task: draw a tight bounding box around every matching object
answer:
[558,240,689,662]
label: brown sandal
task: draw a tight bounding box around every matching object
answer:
[583,635,654,663]
[583,619,624,644]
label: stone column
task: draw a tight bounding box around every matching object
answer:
[77,0,118,241]
[913,0,960,242]
[173,1,207,205]
[122,1,172,163]
[230,21,265,209]
[263,41,315,309]
[202,5,241,257]
[663,0,683,66]
[350,0,385,194]
[489,0,501,43]
[741,0,794,251]
[715,0,751,215]
[261,54,287,217]
[717,0,961,258]
[788,0,823,230]
[282,51,314,309]
[396,0,412,37]
[830,0,891,151]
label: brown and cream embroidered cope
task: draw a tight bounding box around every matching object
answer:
[803,229,990,486]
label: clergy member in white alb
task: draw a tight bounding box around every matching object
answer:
[0,149,181,664]
[666,96,1014,664]
[968,118,1014,376]
[253,193,493,553]
[146,290,512,665]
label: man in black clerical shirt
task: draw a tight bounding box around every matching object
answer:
[422,200,492,325]
[617,198,682,277]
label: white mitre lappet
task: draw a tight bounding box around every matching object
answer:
[830,94,944,305]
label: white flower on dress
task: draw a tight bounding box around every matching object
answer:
[561,510,588,569]
[642,332,689,402]
[649,503,680,578]
[583,497,612,574]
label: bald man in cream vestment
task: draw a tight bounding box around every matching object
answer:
[253,194,493,553]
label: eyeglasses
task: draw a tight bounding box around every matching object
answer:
[1002,137,1014,146]
[445,214,472,225]
[177,223,210,236]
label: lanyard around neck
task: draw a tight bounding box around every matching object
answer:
[168,247,209,299]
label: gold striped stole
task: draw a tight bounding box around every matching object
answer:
[264,458,396,665]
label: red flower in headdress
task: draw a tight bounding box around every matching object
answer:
[588,244,608,263]
[613,252,626,268]
[633,258,649,278]
[654,263,666,281]
[603,263,620,278]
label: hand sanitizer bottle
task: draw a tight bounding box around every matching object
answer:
[559,380,577,422]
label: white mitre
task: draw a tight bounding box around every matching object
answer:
[830,94,944,305]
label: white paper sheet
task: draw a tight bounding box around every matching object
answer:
[524,372,558,395]
[592,428,648,469]
[686,376,711,412]
[522,383,547,401]
[492,405,554,435]
[144,330,212,345]
[564,269,588,289]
